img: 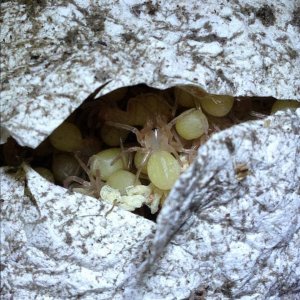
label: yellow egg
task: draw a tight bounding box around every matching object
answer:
[89,148,128,180]
[175,109,208,140]
[101,125,128,146]
[174,87,197,108]
[271,100,300,114]
[49,122,82,152]
[147,150,180,190]
[107,170,140,195]
[52,153,80,184]
[127,94,172,126]
[199,94,234,117]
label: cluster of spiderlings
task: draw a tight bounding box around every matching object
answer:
[57,85,238,208]
[1,84,298,217]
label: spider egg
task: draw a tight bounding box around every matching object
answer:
[52,153,81,184]
[100,124,128,146]
[175,109,209,140]
[127,94,172,126]
[174,87,197,108]
[89,148,128,180]
[147,150,180,190]
[271,100,300,114]
[49,122,83,152]
[199,94,234,117]
[107,170,141,195]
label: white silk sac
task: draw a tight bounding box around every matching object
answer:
[1,0,299,299]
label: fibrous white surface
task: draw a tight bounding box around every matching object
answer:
[1,0,299,147]
[1,110,299,299]
[127,109,300,299]
[1,1,300,299]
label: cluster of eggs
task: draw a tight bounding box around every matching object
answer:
[45,86,298,213]
[2,85,298,215]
